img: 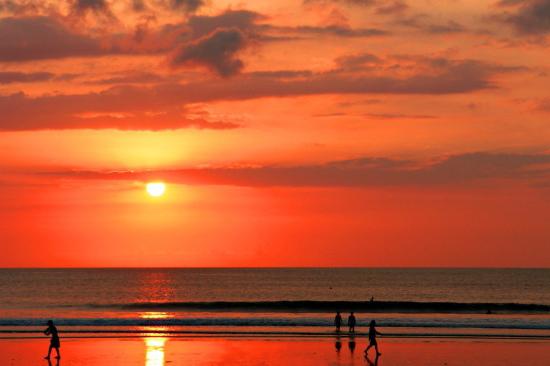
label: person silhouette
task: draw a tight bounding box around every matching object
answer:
[44,320,61,360]
[348,312,356,333]
[364,319,382,357]
[334,311,343,333]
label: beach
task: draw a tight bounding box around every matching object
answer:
[2,335,550,366]
[2,269,549,365]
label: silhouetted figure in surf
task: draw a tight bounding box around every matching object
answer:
[348,312,356,333]
[364,320,382,357]
[44,320,61,360]
[334,311,343,332]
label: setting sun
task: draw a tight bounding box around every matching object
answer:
[146,182,166,197]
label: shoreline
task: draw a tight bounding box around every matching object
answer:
[2,330,550,340]
[2,335,549,366]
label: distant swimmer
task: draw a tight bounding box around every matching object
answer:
[334,311,343,332]
[364,320,382,357]
[44,320,61,360]
[348,312,356,333]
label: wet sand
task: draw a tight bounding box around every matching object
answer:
[1,336,549,366]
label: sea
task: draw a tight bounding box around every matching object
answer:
[1,268,549,339]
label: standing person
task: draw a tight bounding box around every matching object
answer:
[364,320,382,357]
[348,312,356,333]
[44,320,61,360]
[334,311,343,332]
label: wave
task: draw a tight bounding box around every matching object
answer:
[2,316,550,330]
[73,300,550,314]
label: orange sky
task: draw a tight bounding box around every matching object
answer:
[0,0,549,267]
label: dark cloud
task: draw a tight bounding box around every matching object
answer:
[72,0,109,12]
[303,0,378,6]
[131,0,146,12]
[0,71,54,84]
[168,0,204,13]
[0,56,519,130]
[0,15,174,62]
[187,10,263,38]
[286,24,387,37]
[498,0,550,34]
[397,15,466,34]
[0,0,48,15]
[0,16,105,61]
[170,28,249,77]
[86,71,170,85]
[43,152,550,187]
[186,10,387,40]
[364,113,437,119]
[0,10,386,64]
[336,52,382,70]
[248,70,315,79]
[0,87,241,131]
[375,0,408,15]
[424,20,465,34]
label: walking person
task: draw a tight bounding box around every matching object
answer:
[364,320,382,357]
[44,320,61,360]
[348,312,356,333]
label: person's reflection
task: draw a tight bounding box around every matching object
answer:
[348,335,356,353]
[365,354,379,366]
[145,337,166,366]
[335,335,342,354]
[46,357,60,366]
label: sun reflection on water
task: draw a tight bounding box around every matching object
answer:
[140,311,173,319]
[145,337,167,366]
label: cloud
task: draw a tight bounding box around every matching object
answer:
[186,9,387,41]
[186,10,264,38]
[364,113,437,119]
[335,52,382,70]
[72,0,109,13]
[0,0,49,15]
[396,15,466,34]
[170,27,249,77]
[0,88,241,131]
[0,14,178,62]
[0,9,387,64]
[535,98,550,112]
[0,16,108,61]
[0,55,520,130]
[167,0,204,12]
[303,0,378,6]
[85,71,170,85]
[375,0,408,15]
[497,0,550,34]
[43,152,550,187]
[286,24,387,37]
[0,71,54,84]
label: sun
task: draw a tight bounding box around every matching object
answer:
[146,182,166,197]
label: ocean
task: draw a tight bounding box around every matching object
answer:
[1,268,549,338]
